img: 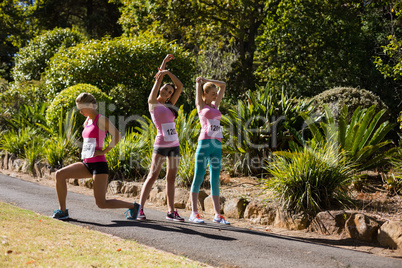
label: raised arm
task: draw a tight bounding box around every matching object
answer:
[201,78,226,107]
[165,70,183,105]
[159,54,174,71]
[148,71,165,107]
[195,76,205,112]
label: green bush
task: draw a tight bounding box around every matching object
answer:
[12,28,87,82]
[264,142,355,217]
[44,34,195,117]
[313,87,388,120]
[0,81,48,116]
[45,83,111,131]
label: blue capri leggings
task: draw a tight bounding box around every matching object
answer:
[191,139,222,196]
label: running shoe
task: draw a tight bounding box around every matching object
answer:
[52,209,69,220]
[213,215,230,225]
[124,202,140,220]
[166,210,184,222]
[189,213,204,223]
[137,208,147,221]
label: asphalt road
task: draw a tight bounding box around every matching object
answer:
[1,173,401,268]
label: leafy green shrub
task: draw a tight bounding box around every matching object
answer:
[304,104,397,171]
[0,127,37,157]
[12,28,86,82]
[221,84,315,176]
[44,34,195,117]
[0,81,48,116]
[264,142,355,217]
[313,87,388,120]
[42,110,80,168]
[45,83,111,131]
[4,103,47,131]
[106,130,149,181]
[175,107,199,187]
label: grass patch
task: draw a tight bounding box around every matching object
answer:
[0,202,207,267]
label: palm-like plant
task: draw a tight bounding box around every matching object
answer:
[303,105,397,171]
[106,130,149,181]
[221,84,314,175]
[264,141,355,217]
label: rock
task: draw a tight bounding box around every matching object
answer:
[21,160,30,173]
[204,195,225,215]
[2,151,9,170]
[0,152,4,169]
[224,198,249,219]
[273,208,309,230]
[174,188,189,209]
[68,179,79,186]
[120,182,138,197]
[345,213,380,242]
[78,178,93,189]
[309,210,351,236]
[244,200,276,225]
[186,194,203,211]
[107,180,123,195]
[185,190,210,211]
[198,190,208,210]
[33,162,44,177]
[377,221,402,250]
[11,158,24,171]
[149,185,166,206]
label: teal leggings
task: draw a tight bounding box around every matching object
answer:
[191,139,222,196]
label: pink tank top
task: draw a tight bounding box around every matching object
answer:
[150,103,179,148]
[81,114,107,163]
[198,104,223,142]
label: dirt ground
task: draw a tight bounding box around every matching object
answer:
[1,169,401,260]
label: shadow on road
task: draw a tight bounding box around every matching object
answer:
[68,218,237,241]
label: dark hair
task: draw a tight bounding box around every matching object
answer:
[165,101,179,119]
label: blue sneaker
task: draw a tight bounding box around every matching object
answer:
[213,215,230,225]
[52,209,69,220]
[124,202,140,220]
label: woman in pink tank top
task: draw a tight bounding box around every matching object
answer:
[138,54,185,221]
[52,93,140,221]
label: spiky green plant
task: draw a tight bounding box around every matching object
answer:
[303,104,397,171]
[42,110,79,168]
[23,135,46,174]
[221,84,314,176]
[0,127,36,157]
[106,130,149,181]
[264,141,355,217]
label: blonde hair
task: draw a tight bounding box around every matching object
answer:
[203,82,216,94]
[76,92,97,104]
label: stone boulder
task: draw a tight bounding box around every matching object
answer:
[149,185,166,206]
[174,188,189,209]
[224,198,249,219]
[204,195,225,215]
[120,182,139,197]
[107,180,123,195]
[244,200,277,225]
[309,210,351,236]
[377,221,402,250]
[273,208,309,230]
[345,213,380,242]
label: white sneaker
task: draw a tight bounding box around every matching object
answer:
[213,215,230,225]
[189,213,204,223]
